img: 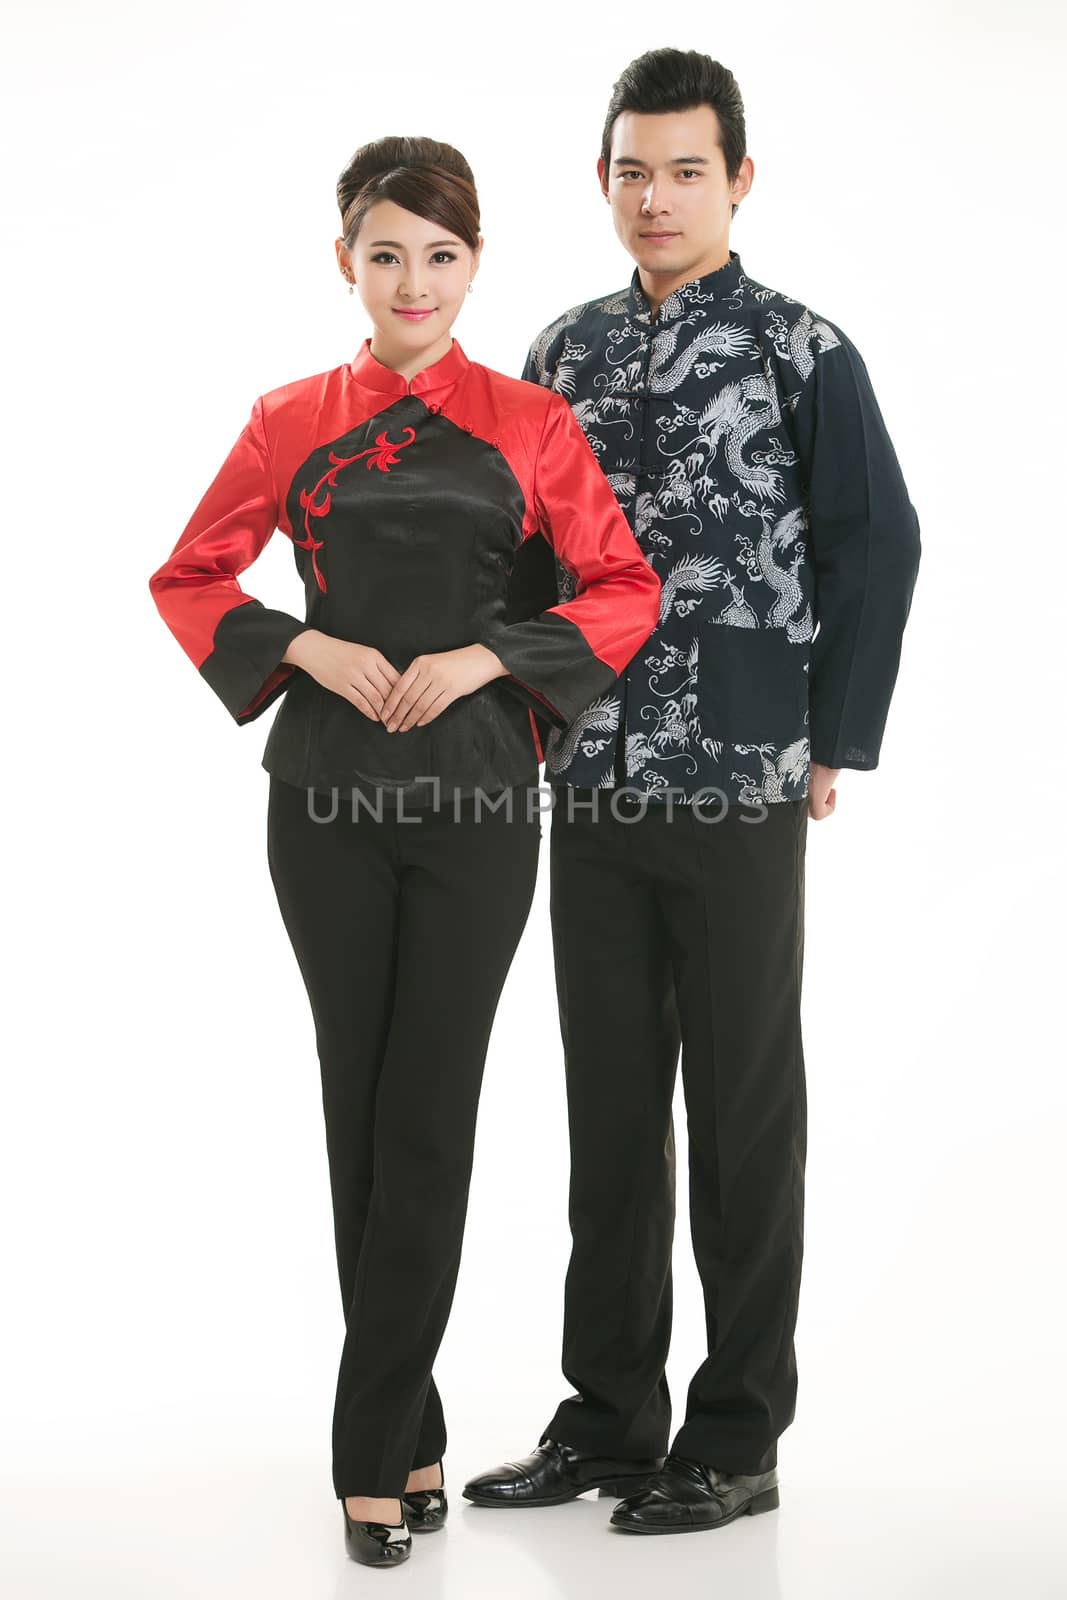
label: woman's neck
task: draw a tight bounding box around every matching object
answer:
[368,330,454,385]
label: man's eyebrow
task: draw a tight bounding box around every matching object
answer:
[611,155,710,167]
[366,239,461,249]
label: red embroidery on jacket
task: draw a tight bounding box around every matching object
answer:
[296,427,417,592]
[351,427,417,472]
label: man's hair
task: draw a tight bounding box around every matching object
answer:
[600,49,747,218]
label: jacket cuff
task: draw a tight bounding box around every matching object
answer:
[199,602,310,724]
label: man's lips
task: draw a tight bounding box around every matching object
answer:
[640,230,680,240]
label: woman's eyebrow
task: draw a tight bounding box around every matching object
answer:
[366,239,461,249]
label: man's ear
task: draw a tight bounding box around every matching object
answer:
[596,157,609,200]
[731,154,756,206]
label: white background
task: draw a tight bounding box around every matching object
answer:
[2,2,1064,1596]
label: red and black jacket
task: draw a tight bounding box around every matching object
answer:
[148,337,661,803]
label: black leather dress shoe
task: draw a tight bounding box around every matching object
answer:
[341,1501,412,1566]
[609,1453,780,1534]
[463,1438,664,1507]
[401,1479,448,1533]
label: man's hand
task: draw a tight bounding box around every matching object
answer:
[808,762,841,820]
[379,644,508,732]
[282,630,400,721]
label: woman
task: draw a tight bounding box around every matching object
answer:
[148,135,661,1568]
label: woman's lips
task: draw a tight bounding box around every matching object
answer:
[393,308,436,320]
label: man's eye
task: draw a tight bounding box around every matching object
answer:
[620,170,644,180]
[680,169,701,179]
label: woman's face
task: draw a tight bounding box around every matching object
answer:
[345,198,481,354]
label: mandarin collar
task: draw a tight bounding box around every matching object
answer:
[627,248,746,326]
[348,336,470,396]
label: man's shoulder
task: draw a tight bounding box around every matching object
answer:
[524,263,858,393]
[523,282,633,382]
[742,268,853,360]
[537,279,633,335]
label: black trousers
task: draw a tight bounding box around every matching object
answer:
[266,776,541,1498]
[541,788,808,1475]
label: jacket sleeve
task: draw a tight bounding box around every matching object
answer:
[521,310,571,388]
[479,391,661,728]
[520,343,548,387]
[148,396,310,724]
[520,346,539,386]
[503,336,568,631]
[791,327,921,770]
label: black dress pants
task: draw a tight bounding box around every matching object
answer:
[266,775,541,1498]
[541,788,807,1475]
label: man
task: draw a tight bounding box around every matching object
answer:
[464,47,921,1535]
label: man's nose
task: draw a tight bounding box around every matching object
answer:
[640,182,670,214]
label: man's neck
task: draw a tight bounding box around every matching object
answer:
[638,243,732,319]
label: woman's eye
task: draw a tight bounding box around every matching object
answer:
[431,251,457,264]
[371,252,399,264]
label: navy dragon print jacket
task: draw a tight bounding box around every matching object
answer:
[517,249,922,807]
[148,337,661,807]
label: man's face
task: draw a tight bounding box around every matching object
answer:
[598,106,753,285]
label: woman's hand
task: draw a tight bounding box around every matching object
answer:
[282,630,400,722]
[379,644,508,733]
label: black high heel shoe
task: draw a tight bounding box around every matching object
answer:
[341,1499,412,1566]
[401,1473,448,1533]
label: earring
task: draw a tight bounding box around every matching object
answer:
[467,281,473,294]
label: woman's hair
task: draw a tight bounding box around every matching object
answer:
[336,136,481,253]
[600,48,747,218]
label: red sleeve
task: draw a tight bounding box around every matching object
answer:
[479,392,661,727]
[148,397,309,723]
[533,392,662,671]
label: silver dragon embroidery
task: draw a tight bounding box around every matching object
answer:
[545,695,621,773]
[732,738,810,804]
[527,254,828,805]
